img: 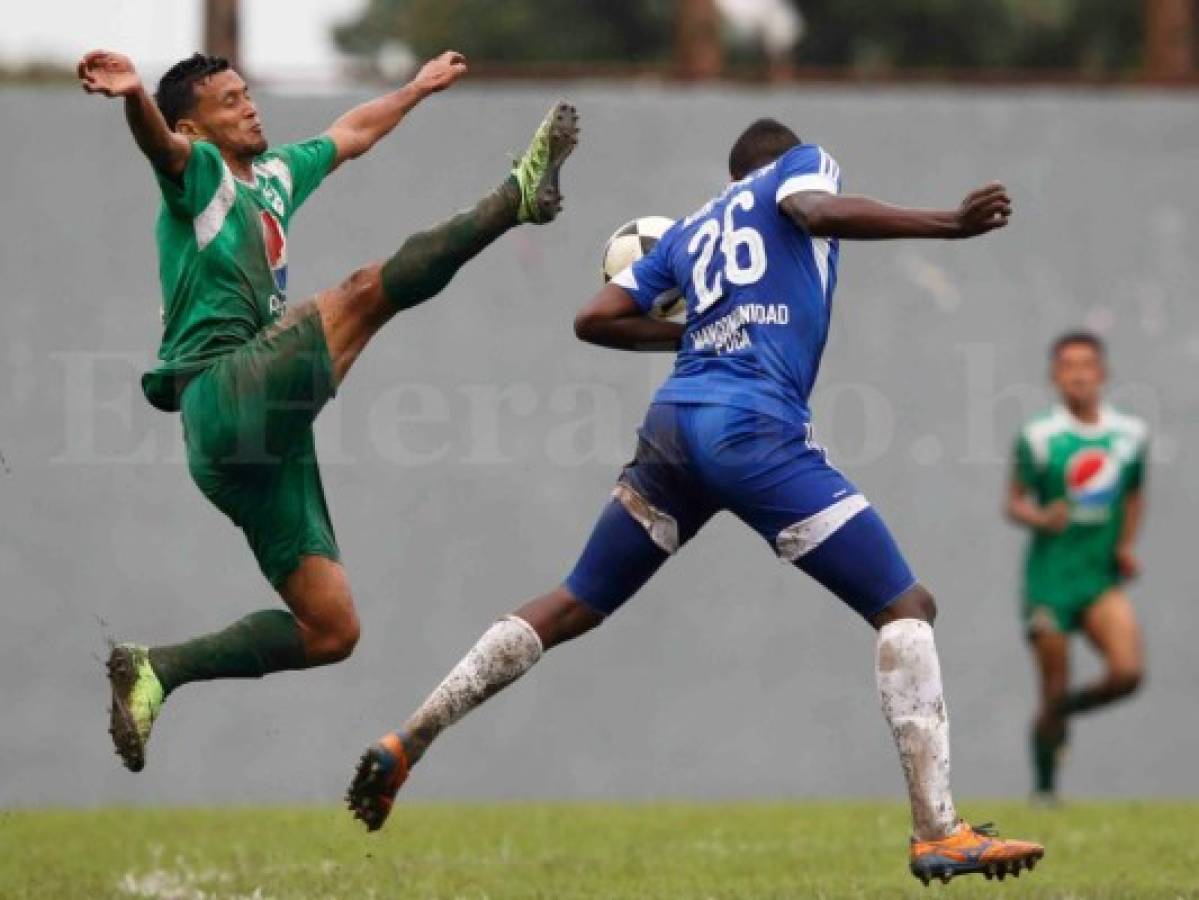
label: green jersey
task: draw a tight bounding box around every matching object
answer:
[142,136,336,411]
[1014,405,1147,610]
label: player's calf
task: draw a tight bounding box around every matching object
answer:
[348,613,545,831]
[377,100,578,310]
[317,102,581,388]
[1058,665,1144,716]
[512,587,605,650]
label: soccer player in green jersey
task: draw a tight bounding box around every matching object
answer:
[77,49,578,772]
[1006,332,1148,802]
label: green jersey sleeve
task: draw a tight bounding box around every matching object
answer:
[269,136,337,212]
[1127,438,1148,491]
[155,141,228,220]
[1013,430,1040,492]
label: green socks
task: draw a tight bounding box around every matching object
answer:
[148,609,308,696]
[381,177,520,312]
[1031,726,1059,794]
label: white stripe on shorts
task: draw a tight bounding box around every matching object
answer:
[775,493,870,562]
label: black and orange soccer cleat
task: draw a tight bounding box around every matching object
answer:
[909,820,1044,886]
[346,732,411,832]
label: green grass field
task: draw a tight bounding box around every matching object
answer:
[2,802,1196,899]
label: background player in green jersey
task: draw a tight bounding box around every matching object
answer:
[1006,332,1148,802]
[77,49,578,773]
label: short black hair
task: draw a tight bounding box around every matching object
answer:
[1051,330,1106,361]
[728,118,801,180]
[155,53,230,130]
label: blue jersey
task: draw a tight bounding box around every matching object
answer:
[613,143,842,424]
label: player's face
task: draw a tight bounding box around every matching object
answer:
[1051,343,1105,409]
[184,70,268,157]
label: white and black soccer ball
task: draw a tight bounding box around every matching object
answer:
[601,215,685,322]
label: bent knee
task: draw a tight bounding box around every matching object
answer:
[308,606,361,664]
[330,610,362,661]
[1110,667,1144,697]
[344,264,381,293]
[334,265,387,318]
[914,587,938,624]
[875,584,937,628]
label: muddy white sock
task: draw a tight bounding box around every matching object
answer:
[399,616,543,765]
[876,619,958,841]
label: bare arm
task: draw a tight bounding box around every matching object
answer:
[1005,476,1070,534]
[574,283,684,352]
[1115,488,1146,579]
[325,51,468,171]
[78,51,191,179]
[781,182,1012,240]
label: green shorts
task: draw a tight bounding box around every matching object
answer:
[1023,577,1119,636]
[181,303,339,588]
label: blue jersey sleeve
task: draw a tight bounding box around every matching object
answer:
[774,144,842,206]
[610,231,680,314]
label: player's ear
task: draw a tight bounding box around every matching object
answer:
[175,118,200,139]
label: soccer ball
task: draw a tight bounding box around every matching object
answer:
[601,216,685,322]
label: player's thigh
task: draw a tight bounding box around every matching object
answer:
[182,303,337,463]
[790,503,918,621]
[700,411,916,621]
[187,431,340,591]
[565,405,716,617]
[314,263,391,386]
[1081,588,1144,678]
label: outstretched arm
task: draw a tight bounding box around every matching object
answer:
[325,51,468,171]
[574,283,684,352]
[782,182,1012,240]
[77,50,191,179]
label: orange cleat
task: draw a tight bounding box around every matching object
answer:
[910,820,1044,886]
[346,732,411,832]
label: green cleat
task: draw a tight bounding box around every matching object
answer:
[106,643,163,772]
[512,100,579,224]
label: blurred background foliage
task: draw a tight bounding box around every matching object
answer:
[335,0,676,65]
[334,0,1146,73]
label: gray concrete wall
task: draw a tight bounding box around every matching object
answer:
[1,85,1196,807]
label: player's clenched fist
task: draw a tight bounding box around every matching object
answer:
[954,181,1012,237]
[78,50,143,98]
[412,51,468,96]
[1037,499,1071,534]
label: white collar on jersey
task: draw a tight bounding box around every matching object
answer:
[1053,403,1112,438]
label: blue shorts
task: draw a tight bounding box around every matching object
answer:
[564,403,917,620]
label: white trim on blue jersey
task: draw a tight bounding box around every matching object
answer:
[775,148,841,203]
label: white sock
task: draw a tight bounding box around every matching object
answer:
[876,619,958,841]
[400,616,543,764]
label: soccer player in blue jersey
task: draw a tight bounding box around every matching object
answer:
[348,119,1044,883]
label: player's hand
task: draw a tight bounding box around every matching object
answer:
[412,51,468,96]
[954,181,1012,238]
[1037,500,1071,534]
[78,50,142,98]
[1115,543,1141,580]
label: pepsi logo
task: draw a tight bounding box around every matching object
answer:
[261,210,287,294]
[1065,447,1118,508]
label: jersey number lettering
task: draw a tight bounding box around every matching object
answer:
[688,189,768,315]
